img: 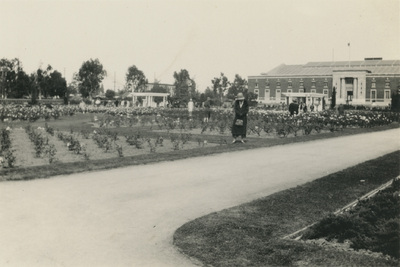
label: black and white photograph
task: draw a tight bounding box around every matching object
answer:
[0,0,399,266]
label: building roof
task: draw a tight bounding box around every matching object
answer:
[261,59,400,77]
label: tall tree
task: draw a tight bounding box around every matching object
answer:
[10,71,32,98]
[125,65,147,92]
[173,69,196,102]
[0,58,26,99]
[211,73,230,105]
[227,74,248,100]
[47,71,67,98]
[77,58,107,98]
[331,86,336,109]
[36,65,53,99]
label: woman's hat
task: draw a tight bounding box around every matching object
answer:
[236,93,245,100]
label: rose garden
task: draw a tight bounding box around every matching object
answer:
[0,103,399,266]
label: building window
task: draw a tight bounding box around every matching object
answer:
[324,79,328,88]
[265,79,270,88]
[287,89,292,93]
[276,79,281,88]
[371,89,377,101]
[300,80,304,89]
[299,89,304,93]
[254,89,259,95]
[385,79,390,88]
[311,79,316,88]
[371,78,376,89]
[288,80,292,88]
[384,90,391,99]
[323,89,329,95]
[255,82,258,88]
[311,89,316,93]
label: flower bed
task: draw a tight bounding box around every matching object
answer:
[0,125,216,169]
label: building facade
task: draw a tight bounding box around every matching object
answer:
[248,58,400,107]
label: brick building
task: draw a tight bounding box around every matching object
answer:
[248,58,400,108]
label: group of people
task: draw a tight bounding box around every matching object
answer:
[288,99,315,116]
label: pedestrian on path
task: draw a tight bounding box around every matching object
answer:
[231,92,249,143]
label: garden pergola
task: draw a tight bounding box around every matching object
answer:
[128,92,170,107]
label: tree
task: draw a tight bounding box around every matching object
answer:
[331,86,336,109]
[77,58,107,98]
[105,89,116,99]
[227,74,248,100]
[125,65,147,92]
[173,69,196,103]
[211,73,230,106]
[10,70,32,98]
[0,58,28,99]
[47,71,67,98]
[35,65,53,99]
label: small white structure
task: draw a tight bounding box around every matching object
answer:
[129,92,169,107]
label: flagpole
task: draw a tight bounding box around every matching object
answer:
[348,43,351,67]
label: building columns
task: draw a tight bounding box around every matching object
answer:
[353,78,357,99]
[340,78,346,100]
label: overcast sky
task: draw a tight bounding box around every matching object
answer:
[1,0,399,91]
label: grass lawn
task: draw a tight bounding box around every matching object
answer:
[0,113,398,181]
[173,151,400,267]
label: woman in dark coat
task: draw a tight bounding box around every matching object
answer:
[231,93,249,143]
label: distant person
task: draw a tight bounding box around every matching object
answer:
[188,98,194,119]
[288,99,299,116]
[95,98,101,107]
[79,100,86,113]
[231,93,249,143]
[303,104,308,113]
[204,97,211,122]
[338,104,345,115]
[310,103,315,112]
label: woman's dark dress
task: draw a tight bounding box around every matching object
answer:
[231,100,249,138]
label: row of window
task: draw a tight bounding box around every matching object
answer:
[371,79,391,89]
[254,89,392,100]
[254,79,329,89]
[254,78,393,90]
[254,89,329,94]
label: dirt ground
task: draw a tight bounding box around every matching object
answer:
[0,128,399,267]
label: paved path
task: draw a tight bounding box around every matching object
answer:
[1,128,399,267]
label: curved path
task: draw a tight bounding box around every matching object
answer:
[1,128,399,267]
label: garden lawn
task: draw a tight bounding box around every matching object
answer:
[173,151,400,267]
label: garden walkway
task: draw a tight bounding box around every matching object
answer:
[0,128,399,267]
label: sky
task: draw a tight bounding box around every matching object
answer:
[1,0,399,92]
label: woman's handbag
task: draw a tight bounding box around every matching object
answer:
[235,119,244,126]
